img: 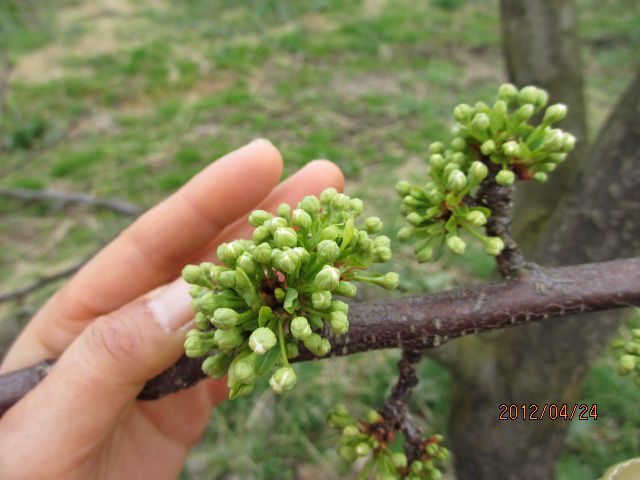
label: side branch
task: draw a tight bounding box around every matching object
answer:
[0,187,143,217]
[1,256,639,416]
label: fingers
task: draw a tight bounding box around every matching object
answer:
[1,279,196,454]
[1,140,283,372]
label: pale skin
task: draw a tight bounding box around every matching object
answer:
[0,140,344,479]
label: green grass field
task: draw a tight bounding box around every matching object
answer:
[1,0,639,478]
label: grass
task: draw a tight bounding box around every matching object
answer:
[1,0,639,478]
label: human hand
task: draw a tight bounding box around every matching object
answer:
[0,140,343,479]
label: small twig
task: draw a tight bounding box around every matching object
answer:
[0,187,143,217]
[380,349,424,462]
[476,163,526,278]
[0,259,88,303]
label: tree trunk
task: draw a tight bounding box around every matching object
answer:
[448,68,640,480]
[500,0,588,246]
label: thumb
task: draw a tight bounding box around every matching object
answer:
[5,279,195,443]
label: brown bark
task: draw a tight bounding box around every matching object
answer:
[448,69,640,479]
[2,256,640,418]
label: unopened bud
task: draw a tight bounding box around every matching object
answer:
[298,195,321,214]
[249,327,277,355]
[248,209,272,226]
[355,443,371,457]
[497,83,518,102]
[212,307,239,330]
[276,203,291,219]
[317,239,340,261]
[470,113,490,132]
[253,242,272,264]
[330,311,349,335]
[416,246,434,263]
[480,139,495,155]
[381,272,400,290]
[469,161,489,182]
[496,169,516,186]
[466,210,487,226]
[269,366,297,393]
[428,141,445,154]
[291,208,312,228]
[364,216,383,234]
[274,227,297,248]
[450,137,466,151]
[336,281,357,298]
[320,187,338,204]
[396,180,411,195]
[291,316,313,340]
[218,270,237,288]
[350,198,364,215]
[533,172,548,183]
[311,290,332,310]
[484,237,505,256]
[543,103,567,124]
[447,170,467,192]
[331,193,351,211]
[214,327,244,351]
[397,226,414,241]
[315,266,341,291]
[182,265,208,286]
[202,353,232,378]
[453,103,473,123]
[502,141,520,157]
[447,236,466,255]
[184,332,215,357]
[392,453,408,469]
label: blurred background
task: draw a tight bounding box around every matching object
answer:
[1,0,638,478]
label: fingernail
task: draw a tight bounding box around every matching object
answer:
[148,279,194,332]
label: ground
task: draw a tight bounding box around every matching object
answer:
[0,0,639,478]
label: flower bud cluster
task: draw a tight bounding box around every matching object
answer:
[182,188,399,399]
[397,83,576,262]
[612,329,640,386]
[327,405,448,479]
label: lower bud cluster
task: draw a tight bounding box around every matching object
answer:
[182,188,399,399]
[327,405,448,480]
[397,83,576,263]
[612,329,640,386]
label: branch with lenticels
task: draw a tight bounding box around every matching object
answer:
[1,256,639,417]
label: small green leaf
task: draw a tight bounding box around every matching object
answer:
[255,343,280,376]
[235,268,258,307]
[258,306,274,328]
[341,215,355,252]
[283,287,299,314]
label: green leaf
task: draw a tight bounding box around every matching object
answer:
[445,215,458,234]
[341,215,355,252]
[258,306,274,328]
[235,268,258,307]
[283,287,299,314]
[255,343,280,376]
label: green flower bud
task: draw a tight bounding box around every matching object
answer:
[320,187,338,204]
[237,252,256,275]
[396,180,411,195]
[453,103,473,123]
[544,103,567,124]
[218,270,237,288]
[286,342,299,359]
[225,240,246,261]
[514,103,535,122]
[269,366,297,394]
[319,225,340,241]
[428,153,446,171]
[397,226,414,242]
[416,246,434,263]
[254,242,272,264]
[303,333,322,352]
[189,285,205,299]
[184,332,215,357]
[470,113,490,132]
[298,195,321,214]
[466,210,487,226]
[502,141,520,157]
[343,425,359,437]
[315,266,341,291]
[317,239,340,261]
[549,152,567,163]
[406,212,424,226]
[381,272,400,290]
[518,86,540,105]
[249,209,272,226]
[533,172,548,183]
[212,307,240,330]
[214,327,244,352]
[542,129,563,150]
[496,169,516,186]
[425,443,439,456]
[561,132,576,152]
[275,249,298,274]
[249,327,277,355]
[355,443,370,457]
[338,446,357,462]
[468,161,489,182]
[374,246,392,262]
[474,100,491,114]
[447,235,466,255]
[229,354,256,385]
[331,299,349,314]
[451,152,466,166]
[497,83,518,102]
[277,203,291,219]
[182,265,208,286]
[317,338,331,356]
[480,139,495,155]
[330,311,349,335]
[311,290,332,310]
[274,287,286,302]
[364,216,383,234]
[428,141,445,154]
[265,216,287,233]
[484,236,505,256]
[274,227,297,248]
[367,409,383,423]
[331,193,351,211]
[349,197,364,215]
[291,209,312,228]
[202,353,232,378]
[336,281,357,298]
[194,312,209,329]
[392,452,408,469]
[291,316,313,340]
[619,354,636,374]
[450,137,466,151]
[252,225,271,243]
[447,170,467,192]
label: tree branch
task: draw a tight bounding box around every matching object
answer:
[0,187,143,217]
[1,256,639,417]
